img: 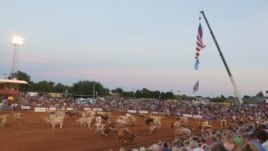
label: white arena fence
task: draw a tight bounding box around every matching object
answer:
[21,105,31,110]
[22,106,205,119]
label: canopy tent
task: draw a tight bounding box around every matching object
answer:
[0,79,28,85]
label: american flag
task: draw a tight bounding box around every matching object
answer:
[195,23,206,59]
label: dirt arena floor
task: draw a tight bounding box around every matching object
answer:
[0,111,223,151]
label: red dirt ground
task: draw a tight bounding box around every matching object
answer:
[0,111,223,151]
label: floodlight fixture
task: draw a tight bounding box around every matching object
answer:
[11,36,24,79]
[12,36,24,46]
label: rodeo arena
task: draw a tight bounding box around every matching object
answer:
[1,10,268,151]
[0,79,267,151]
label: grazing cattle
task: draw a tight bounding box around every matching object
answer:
[13,112,22,124]
[149,122,160,134]
[116,128,135,145]
[95,123,116,138]
[179,117,188,124]
[95,116,102,123]
[86,109,96,117]
[170,121,180,129]
[175,128,191,137]
[0,115,8,128]
[145,116,162,129]
[118,114,136,127]
[115,119,129,127]
[66,110,78,119]
[139,114,145,119]
[149,115,162,122]
[76,117,92,128]
[49,111,65,117]
[44,114,64,129]
[95,112,110,123]
[144,118,154,126]
[79,111,87,118]
[95,123,107,137]
[149,125,157,134]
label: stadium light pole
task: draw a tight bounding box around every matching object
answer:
[11,36,24,80]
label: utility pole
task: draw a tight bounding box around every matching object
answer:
[200,11,243,104]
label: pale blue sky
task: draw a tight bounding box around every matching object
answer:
[0,0,267,97]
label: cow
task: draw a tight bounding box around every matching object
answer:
[49,111,65,117]
[95,123,116,138]
[44,114,64,129]
[13,112,22,124]
[118,114,136,127]
[175,127,191,138]
[170,121,181,130]
[149,122,161,134]
[144,118,154,126]
[66,110,79,119]
[0,115,8,128]
[95,112,110,123]
[76,117,92,128]
[179,117,188,125]
[116,128,135,145]
[86,109,96,117]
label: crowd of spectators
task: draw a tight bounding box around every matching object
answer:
[1,95,268,151]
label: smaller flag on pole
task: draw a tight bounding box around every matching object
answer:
[193,80,199,93]
[194,59,199,70]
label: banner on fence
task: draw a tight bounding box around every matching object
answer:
[202,115,215,120]
[21,105,31,110]
[34,107,47,112]
[152,111,159,114]
[139,110,149,114]
[127,110,137,113]
[93,108,103,112]
[84,107,92,111]
[66,107,74,111]
[183,114,192,118]
[193,115,203,119]
[49,107,56,111]
[176,112,182,116]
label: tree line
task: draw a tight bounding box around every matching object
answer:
[9,71,266,101]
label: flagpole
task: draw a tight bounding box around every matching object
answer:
[200,11,243,104]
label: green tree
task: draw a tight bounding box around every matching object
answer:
[30,80,55,92]
[70,81,109,96]
[160,91,174,100]
[256,91,264,97]
[243,95,251,99]
[111,88,124,95]
[8,70,31,92]
[54,83,70,93]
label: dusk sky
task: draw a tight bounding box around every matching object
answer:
[0,0,267,97]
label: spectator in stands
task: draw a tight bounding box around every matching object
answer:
[241,133,264,151]
[119,147,125,151]
[139,147,146,151]
[177,147,187,151]
[255,129,268,151]
[190,140,204,151]
[200,138,209,151]
[183,140,191,151]
[222,132,236,151]
[209,142,227,151]
[162,142,171,151]
[147,141,160,151]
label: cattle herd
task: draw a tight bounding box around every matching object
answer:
[0,104,268,151]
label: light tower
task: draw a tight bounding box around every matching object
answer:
[11,36,24,80]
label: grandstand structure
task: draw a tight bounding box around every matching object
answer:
[0,79,28,105]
